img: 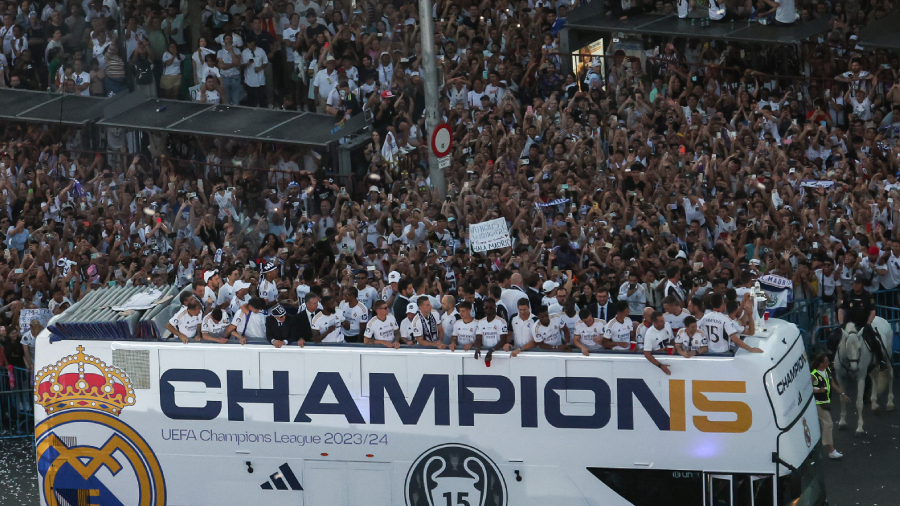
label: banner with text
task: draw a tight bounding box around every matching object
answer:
[470,218,511,252]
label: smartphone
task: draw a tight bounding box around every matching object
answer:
[341,187,346,195]
[526,105,533,116]
[367,266,376,271]
[401,203,407,210]
[14,268,23,274]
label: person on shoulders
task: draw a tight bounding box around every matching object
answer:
[643,311,675,375]
[364,300,401,348]
[674,315,709,357]
[573,307,605,356]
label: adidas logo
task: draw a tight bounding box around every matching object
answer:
[260,463,303,491]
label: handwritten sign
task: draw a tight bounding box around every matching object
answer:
[19,308,52,333]
[469,218,511,253]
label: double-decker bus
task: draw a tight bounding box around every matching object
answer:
[33,317,824,506]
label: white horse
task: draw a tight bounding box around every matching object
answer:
[834,318,895,436]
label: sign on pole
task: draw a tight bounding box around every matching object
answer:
[469,218,511,252]
[431,123,452,158]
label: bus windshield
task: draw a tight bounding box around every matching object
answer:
[778,445,826,506]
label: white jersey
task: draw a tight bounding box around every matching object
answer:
[452,318,479,346]
[441,310,460,343]
[635,322,652,347]
[664,308,690,330]
[258,278,279,303]
[698,311,742,353]
[399,317,416,342]
[411,310,442,343]
[603,317,633,350]
[510,314,538,349]
[200,313,230,338]
[338,301,369,337]
[476,317,508,348]
[356,285,378,309]
[574,319,605,350]
[643,323,675,352]
[557,312,580,344]
[364,315,399,343]
[229,309,267,340]
[312,312,345,343]
[675,327,709,352]
[532,317,565,347]
[168,307,201,339]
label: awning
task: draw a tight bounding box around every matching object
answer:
[856,12,900,50]
[0,89,105,125]
[0,89,369,147]
[566,12,831,44]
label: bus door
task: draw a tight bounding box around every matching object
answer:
[705,473,775,506]
[303,460,393,506]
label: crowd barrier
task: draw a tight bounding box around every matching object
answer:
[0,366,33,440]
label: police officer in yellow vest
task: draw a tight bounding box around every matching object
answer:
[811,353,848,460]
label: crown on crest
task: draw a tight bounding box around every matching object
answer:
[34,346,136,416]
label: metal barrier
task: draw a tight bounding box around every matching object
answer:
[0,366,34,439]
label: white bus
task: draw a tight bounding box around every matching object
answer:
[33,318,824,506]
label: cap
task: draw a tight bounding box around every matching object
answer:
[675,250,688,260]
[853,274,866,284]
[325,54,335,62]
[261,261,277,274]
[233,280,251,292]
[369,185,379,192]
[542,280,560,293]
[388,271,401,283]
[406,302,418,314]
[270,304,286,317]
[381,90,394,99]
[203,269,218,283]
[868,246,880,256]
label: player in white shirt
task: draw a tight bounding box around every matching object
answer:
[338,286,369,342]
[508,298,538,350]
[555,298,580,345]
[355,271,379,309]
[601,301,634,351]
[634,307,654,348]
[663,296,690,331]
[698,295,762,354]
[512,306,569,356]
[166,301,202,343]
[311,296,345,343]
[642,311,675,375]
[573,308,605,355]
[258,262,280,303]
[450,301,479,351]
[364,300,401,348]
[674,316,709,357]
[440,295,460,346]
[475,298,509,351]
[411,296,446,348]
[227,299,266,343]
[200,308,231,343]
[399,302,419,345]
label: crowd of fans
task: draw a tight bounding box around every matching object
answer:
[2,0,900,376]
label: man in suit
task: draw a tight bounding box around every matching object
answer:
[525,274,544,314]
[266,304,312,347]
[594,286,615,322]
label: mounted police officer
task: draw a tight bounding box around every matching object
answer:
[838,274,886,370]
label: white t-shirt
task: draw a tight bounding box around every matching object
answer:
[452,318,479,346]
[411,309,442,343]
[357,285,378,309]
[664,308,690,330]
[675,327,709,352]
[643,324,675,352]
[201,313,231,338]
[510,314,537,349]
[338,301,369,337]
[603,317,633,350]
[476,317,508,348]
[364,315,399,343]
[241,47,268,87]
[258,278,279,303]
[698,311,742,353]
[162,51,184,76]
[574,319,605,350]
[168,307,201,338]
[312,311,345,343]
[774,0,798,24]
[399,317,416,342]
[532,317,565,347]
